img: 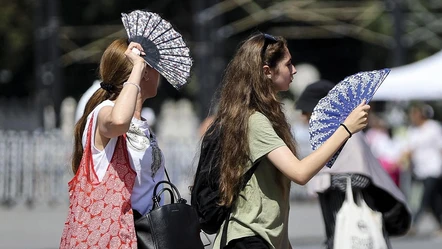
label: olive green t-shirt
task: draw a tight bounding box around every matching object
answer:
[213,112,291,249]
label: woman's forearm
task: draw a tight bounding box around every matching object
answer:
[298,126,350,180]
[110,62,145,127]
[268,126,350,185]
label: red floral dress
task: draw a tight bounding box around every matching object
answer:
[60,116,137,248]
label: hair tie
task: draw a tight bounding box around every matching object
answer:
[339,123,352,138]
[100,82,114,92]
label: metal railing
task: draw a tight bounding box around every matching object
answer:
[0,130,72,207]
[0,129,312,208]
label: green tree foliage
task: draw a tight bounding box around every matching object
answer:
[0,0,34,85]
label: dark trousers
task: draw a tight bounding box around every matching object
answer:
[413,177,442,227]
[224,235,270,249]
[318,188,392,249]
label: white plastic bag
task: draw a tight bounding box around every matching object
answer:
[333,176,387,249]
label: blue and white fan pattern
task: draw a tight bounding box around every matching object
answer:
[121,10,192,89]
[309,68,390,168]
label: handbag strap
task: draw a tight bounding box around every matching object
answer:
[153,125,174,203]
[156,188,175,204]
[153,180,182,201]
[345,175,355,205]
[152,166,185,208]
[164,165,171,182]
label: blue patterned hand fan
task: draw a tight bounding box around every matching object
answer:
[309,69,390,168]
[121,10,193,89]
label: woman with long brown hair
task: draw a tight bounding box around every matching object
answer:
[209,33,370,249]
[60,38,165,248]
[60,9,194,248]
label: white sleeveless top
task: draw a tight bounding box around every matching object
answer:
[82,100,165,215]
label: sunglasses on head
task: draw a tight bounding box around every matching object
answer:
[261,33,278,60]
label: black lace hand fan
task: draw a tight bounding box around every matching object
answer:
[121,10,193,89]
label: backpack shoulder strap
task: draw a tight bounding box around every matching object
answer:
[220,159,260,248]
[220,211,230,248]
[241,161,259,188]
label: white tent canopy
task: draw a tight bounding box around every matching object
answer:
[372,50,442,101]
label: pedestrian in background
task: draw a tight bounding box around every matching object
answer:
[366,114,402,186]
[404,103,442,236]
[74,80,100,123]
[206,33,370,249]
[296,79,411,249]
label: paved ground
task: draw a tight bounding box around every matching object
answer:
[0,201,441,249]
[289,201,442,249]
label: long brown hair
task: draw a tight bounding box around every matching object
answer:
[71,39,132,174]
[213,33,297,207]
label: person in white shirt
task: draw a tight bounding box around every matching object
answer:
[404,104,442,233]
[74,80,101,122]
[365,115,402,186]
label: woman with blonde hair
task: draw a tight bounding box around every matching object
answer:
[206,33,370,249]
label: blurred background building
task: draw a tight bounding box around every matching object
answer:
[1,0,442,248]
[2,0,442,128]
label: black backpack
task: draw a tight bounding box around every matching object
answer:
[190,124,258,235]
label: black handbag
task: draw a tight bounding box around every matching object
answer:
[133,173,205,249]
